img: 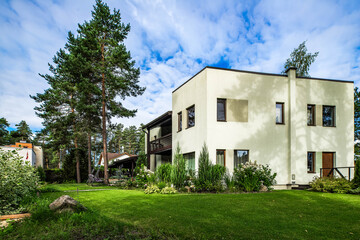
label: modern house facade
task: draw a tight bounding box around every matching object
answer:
[144,66,354,188]
[0,141,44,167]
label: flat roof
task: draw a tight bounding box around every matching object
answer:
[172,66,354,93]
[142,111,172,129]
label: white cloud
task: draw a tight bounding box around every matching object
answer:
[0,0,359,131]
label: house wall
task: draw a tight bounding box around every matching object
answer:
[172,67,354,186]
[33,146,43,167]
[0,147,36,166]
[172,70,208,170]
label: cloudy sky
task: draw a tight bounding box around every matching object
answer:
[0,0,359,132]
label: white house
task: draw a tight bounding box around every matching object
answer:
[143,66,354,188]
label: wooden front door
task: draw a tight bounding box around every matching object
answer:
[322,152,334,177]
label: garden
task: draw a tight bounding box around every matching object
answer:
[1,146,360,239]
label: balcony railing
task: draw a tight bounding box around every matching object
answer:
[149,133,172,154]
[320,167,355,181]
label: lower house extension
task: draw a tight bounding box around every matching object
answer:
[143,66,355,188]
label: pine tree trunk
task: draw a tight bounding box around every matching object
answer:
[88,132,92,175]
[74,136,81,183]
[101,41,109,185]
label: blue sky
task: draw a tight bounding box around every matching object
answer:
[0,0,360,132]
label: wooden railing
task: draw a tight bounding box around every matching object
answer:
[149,133,172,154]
[320,167,355,181]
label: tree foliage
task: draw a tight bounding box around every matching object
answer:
[282,41,319,77]
[171,144,187,189]
[0,117,10,145]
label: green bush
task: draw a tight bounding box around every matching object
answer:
[233,161,276,192]
[36,166,46,181]
[224,171,236,192]
[160,186,177,194]
[156,163,173,183]
[157,182,167,190]
[171,145,187,189]
[144,185,160,194]
[310,177,353,194]
[0,150,39,214]
[44,169,65,183]
[135,164,155,188]
[196,144,226,192]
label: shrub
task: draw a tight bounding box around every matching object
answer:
[144,185,160,194]
[135,151,147,175]
[160,187,177,194]
[156,163,173,183]
[44,169,65,183]
[0,150,39,214]
[224,171,236,192]
[135,164,155,188]
[157,182,167,190]
[171,145,187,189]
[36,166,46,182]
[233,161,276,192]
[196,144,226,192]
[310,177,353,194]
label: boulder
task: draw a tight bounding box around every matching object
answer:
[49,195,87,213]
[259,184,268,192]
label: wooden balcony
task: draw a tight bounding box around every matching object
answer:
[149,133,172,154]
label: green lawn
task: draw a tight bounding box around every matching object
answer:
[3,185,360,239]
[39,183,117,191]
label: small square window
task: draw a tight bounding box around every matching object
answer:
[216,149,226,166]
[234,150,249,169]
[187,105,195,128]
[276,102,284,124]
[217,99,226,121]
[307,152,315,173]
[307,104,316,126]
[178,112,182,131]
[323,106,335,127]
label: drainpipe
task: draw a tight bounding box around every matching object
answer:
[142,128,151,169]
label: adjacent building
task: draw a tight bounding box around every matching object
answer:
[144,66,354,188]
[0,141,44,167]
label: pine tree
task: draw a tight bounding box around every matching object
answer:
[282,41,319,77]
[0,117,10,145]
[77,0,145,183]
[13,120,32,142]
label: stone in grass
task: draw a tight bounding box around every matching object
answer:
[49,195,87,213]
[259,184,268,192]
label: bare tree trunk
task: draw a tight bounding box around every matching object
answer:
[101,40,109,184]
[74,136,81,183]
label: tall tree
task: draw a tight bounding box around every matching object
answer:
[354,87,360,159]
[13,120,32,142]
[282,41,319,77]
[0,117,10,145]
[78,0,145,183]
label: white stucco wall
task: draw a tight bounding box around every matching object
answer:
[0,147,36,166]
[172,67,354,186]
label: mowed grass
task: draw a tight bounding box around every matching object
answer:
[39,183,116,192]
[3,186,360,239]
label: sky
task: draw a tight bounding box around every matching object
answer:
[0,0,360,133]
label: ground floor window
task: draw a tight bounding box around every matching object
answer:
[307,152,315,173]
[183,152,195,171]
[216,149,226,166]
[234,150,249,169]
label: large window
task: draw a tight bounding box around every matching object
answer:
[187,105,195,128]
[234,150,249,169]
[216,149,226,166]
[276,102,284,124]
[183,152,195,171]
[323,106,335,127]
[307,104,315,126]
[178,112,182,131]
[307,152,315,173]
[217,99,226,121]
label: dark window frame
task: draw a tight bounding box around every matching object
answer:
[322,105,336,127]
[307,104,316,126]
[234,149,249,169]
[187,105,195,128]
[183,152,196,171]
[276,102,285,125]
[177,111,182,132]
[216,149,226,167]
[307,152,316,173]
[217,98,226,122]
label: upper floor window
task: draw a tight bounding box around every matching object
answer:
[178,112,182,131]
[216,149,226,166]
[307,152,315,173]
[217,99,226,121]
[234,150,249,169]
[323,106,335,127]
[187,105,195,128]
[307,104,316,126]
[276,102,284,124]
